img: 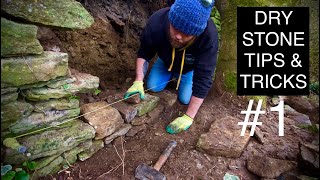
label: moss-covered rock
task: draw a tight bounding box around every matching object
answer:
[1,0,94,29]
[1,101,34,131]
[4,120,95,164]
[22,71,99,101]
[1,18,43,57]
[1,92,18,105]
[22,87,73,101]
[1,87,18,94]
[78,140,104,161]
[32,156,64,179]
[134,94,160,117]
[32,98,79,112]
[18,76,74,90]
[9,108,80,135]
[1,51,68,88]
[34,154,61,170]
[62,140,92,165]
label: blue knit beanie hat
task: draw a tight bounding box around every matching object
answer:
[169,0,214,36]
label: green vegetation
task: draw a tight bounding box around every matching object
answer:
[297,124,319,134]
[94,88,101,95]
[224,71,237,93]
[2,161,37,180]
[310,81,319,95]
[210,6,221,46]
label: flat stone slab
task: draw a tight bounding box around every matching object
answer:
[1,0,94,29]
[156,90,177,107]
[32,98,79,112]
[1,91,18,105]
[22,70,99,101]
[196,116,250,158]
[33,156,64,179]
[35,154,61,171]
[1,101,34,131]
[1,17,43,57]
[133,94,160,117]
[285,111,312,126]
[1,51,68,88]
[62,140,92,164]
[126,124,147,137]
[78,140,104,161]
[104,124,132,144]
[247,155,297,178]
[131,115,152,126]
[148,104,164,121]
[81,101,124,139]
[9,108,80,135]
[112,101,137,123]
[1,87,17,95]
[4,120,95,164]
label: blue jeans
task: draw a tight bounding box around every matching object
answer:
[146,58,193,105]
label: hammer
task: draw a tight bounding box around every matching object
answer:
[135,140,177,180]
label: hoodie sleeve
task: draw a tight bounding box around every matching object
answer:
[192,31,219,99]
[137,20,157,62]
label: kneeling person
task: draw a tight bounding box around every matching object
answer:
[124,0,219,134]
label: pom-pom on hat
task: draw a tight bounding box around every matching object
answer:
[169,0,214,36]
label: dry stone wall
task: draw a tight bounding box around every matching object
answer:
[0,1,102,178]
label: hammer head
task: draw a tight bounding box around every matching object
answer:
[135,163,166,180]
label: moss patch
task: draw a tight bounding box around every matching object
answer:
[224,71,237,93]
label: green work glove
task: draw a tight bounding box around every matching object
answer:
[124,81,145,100]
[166,114,193,134]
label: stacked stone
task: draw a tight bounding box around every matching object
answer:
[80,93,164,147]
[0,0,100,178]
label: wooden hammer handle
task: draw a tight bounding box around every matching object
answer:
[153,140,177,171]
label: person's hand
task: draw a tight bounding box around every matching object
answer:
[124,81,145,100]
[166,114,193,134]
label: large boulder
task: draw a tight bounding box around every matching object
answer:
[1,51,68,88]
[1,18,43,57]
[247,156,297,178]
[1,0,94,29]
[1,101,34,131]
[196,116,250,158]
[4,120,95,164]
[81,101,124,139]
[8,108,80,135]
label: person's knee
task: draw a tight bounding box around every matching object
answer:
[147,81,165,92]
[178,96,190,105]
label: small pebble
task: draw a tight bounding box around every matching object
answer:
[155,132,161,136]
